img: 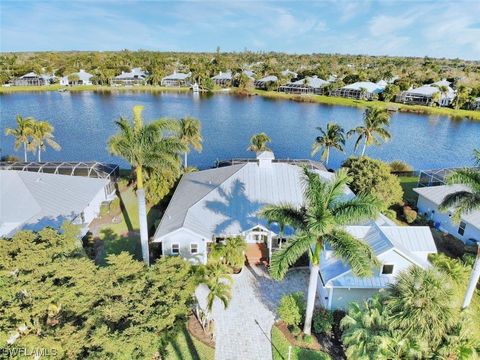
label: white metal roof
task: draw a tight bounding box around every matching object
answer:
[256,75,278,83]
[414,184,480,229]
[162,71,191,80]
[0,170,108,236]
[342,81,386,93]
[292,76,328,89]
[211,71,232,80]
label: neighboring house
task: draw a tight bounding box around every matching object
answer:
[112,67,148,86]
[160,71,192,87]
[0,170,115,237]
[318,224,436,309]
[331,81,386,100]
[396,81,455,107]
[281,69,297,80]
[211,71,232,87]
[11,72,54,86]
[470,97,480,111]
[254,75,278,90]
[154,151,437,309]
[278,75,329,95]
[60,69,94,86]
[242,70,255,80]
[414,184,480,244]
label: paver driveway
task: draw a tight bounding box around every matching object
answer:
[212,266,311,360]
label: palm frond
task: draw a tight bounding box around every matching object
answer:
[269,231,314,280]
[259,204,305,230]
[332,193,381,225]
[326,229,379,277]
[446,169,480,193]
[439,191,480,223]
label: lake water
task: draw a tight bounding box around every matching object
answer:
[1,91,479,170]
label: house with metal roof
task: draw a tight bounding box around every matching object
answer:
[281,69,297,79]
[278,75,329,95]
[254,75,278,90]
[154,151,437,309]
[211,71,232,87]
[112,67,148,86]
[0,170,115,237]
[11,72,54,86]
[414,184,480,244]
[331,81,386,100]
[396,82,455,107]
[160,71,192,87]
[60,69,94,86]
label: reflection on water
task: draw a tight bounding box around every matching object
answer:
[1,91,479,170]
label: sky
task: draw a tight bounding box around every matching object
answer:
[1,0,480,60]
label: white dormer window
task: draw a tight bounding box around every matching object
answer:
[381,264,394,275]
[171,244,179,255]
[191,243,198,254]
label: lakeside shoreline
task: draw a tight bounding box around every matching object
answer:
[2,84,479,121]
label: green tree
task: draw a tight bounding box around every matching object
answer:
[108,105,186,265]
[342,156,404,211]
[209,236,246,270]
[382,84,400,102]
[347,107,391,156]
[311,122,345,167]
[439,149,480,309]
[198,262,233,312]
[261,168,380,335]
[178,117,202,168]
[30,120,61,161]
[247,132,271,152]
[4,115,34,162]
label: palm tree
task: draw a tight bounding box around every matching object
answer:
[311,122,345,167]
[439,149,480,309]
[386,266,456,348]
[200,262,233,312]
[30,120,61,162]
[347,107,391,156]
[260,168,381,335]
[4,115,34,162]
[247,132,271,152]
[108,105,186,265]
[178,117,202,168]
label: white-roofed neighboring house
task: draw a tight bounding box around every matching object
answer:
[112,67,148,86]
[11,72,54,86]
[160,71,192,87]
[60,69,94,86]
[254,75,278,90]
[211,71,232,87]
[0,170,115,237]
[472,97,480,111]
[414,184,480,244]
[278,75,329,95]
[154,152,437,309]
[281,69,298,79]
[396,82,455,107]
[331,81,386,100]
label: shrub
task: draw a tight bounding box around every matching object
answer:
[278,292,306,327]
[389,160,413,173]
[342,156,403,211]
[290,325,301,336]
[303,334,314,344]
[313,308,334,335]
[403,206,417,224]
[383,208,397,220]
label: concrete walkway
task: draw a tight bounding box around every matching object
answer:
[212,266,310,360]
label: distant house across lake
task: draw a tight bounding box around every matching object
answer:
[11,72,54,86]
[396,79,455,107]
[112,67,148,86]
[211,71,232,87]
[161,71,192,87]
[254,75,278,90]
[60,69,94,86]
[331,81,386,100]
[278,75,329,95]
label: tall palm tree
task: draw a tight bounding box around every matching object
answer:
[260,168,381,335]
[4,115,34,162]
[311,122,345,167]
[30,120,61,162]
[200,262,233,312]
[247,132,271,152]
[439,149,480,309]
[108,105,186,265]
[347,107,391,156]
[178,117,202,168]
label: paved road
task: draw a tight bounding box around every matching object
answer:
[212,266,310,360]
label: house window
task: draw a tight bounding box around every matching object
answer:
[382,264,394,275]
[191,243,198,254]
[458,221,466,236]
[171,244,179,255]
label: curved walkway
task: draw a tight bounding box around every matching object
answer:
[212,266,311,360]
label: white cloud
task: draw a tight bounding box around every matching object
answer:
[369,14,417,37]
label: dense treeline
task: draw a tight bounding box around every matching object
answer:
[1,50,480,91]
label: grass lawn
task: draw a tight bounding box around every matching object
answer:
[96,184,161,263]
[271,326,331,360]
[0,84,192,94]
[165,326,215,360]
[399,176,419,204]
